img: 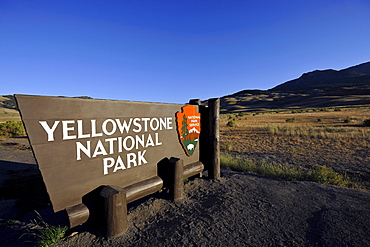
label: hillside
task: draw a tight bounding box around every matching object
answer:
[0,95,20,122]
[271,61,370,92]
[0,95,93,123]
[221,61,370,113]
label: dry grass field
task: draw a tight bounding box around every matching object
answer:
[220,106,370,189]
[0,96,20,123]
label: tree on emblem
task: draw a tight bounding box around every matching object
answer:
[181,115,189,139]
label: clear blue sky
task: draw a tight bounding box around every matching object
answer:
[1,0,370,104]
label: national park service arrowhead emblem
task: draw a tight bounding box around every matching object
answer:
[176,105,201,156]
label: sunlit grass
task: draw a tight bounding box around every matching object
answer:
[220,152,363,190]
[265,124,370,139]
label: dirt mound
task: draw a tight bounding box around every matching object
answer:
[61,170,369,247]
[1,139,370,246]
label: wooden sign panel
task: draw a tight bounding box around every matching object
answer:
[15,95,200,212]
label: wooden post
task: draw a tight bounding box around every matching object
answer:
[100,186,128,238]
[170,157,184,200]
[189,99,201,105]
[208,98,220,179]
[198,104,211,173]
[189,98,220,179]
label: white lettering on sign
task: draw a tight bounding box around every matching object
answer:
[39,117,173,175]
[102,119,117,136]
[39,121,60,141]
[91,120,103,137]
[62,120,77,140]
[102,150,148,175]
[77,120,91,138]
[115,118,132,133]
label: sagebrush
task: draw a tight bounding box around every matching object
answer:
[0,120,25,137]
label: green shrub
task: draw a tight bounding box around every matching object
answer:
[285,118,296,123]
[364,119,370,127]
[0,120,26,137]
[292,110,305,114]
[224,143,234,151]
[227,120,236,127]
[290,146,306,153]
[310,165,349,187]
[334,107,341,111]
[344,117,352,123]
[317,118,322,122]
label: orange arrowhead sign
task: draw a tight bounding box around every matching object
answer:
[175,105,201,156]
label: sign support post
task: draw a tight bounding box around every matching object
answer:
[208,98,220,179]
[190,98,220,179]
[100,186,128,238]
[170,157,184,200]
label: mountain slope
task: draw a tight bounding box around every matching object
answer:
[345,61,370,74]
[271,62,370,92]
[220,61,370,113]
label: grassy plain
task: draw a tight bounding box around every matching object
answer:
[220,106,370,189]
[0,109,20,123]
[0,96,20,123]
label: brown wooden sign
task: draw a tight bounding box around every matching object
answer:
[15,95,200,212]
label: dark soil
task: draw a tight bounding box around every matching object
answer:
[1,138,370,247]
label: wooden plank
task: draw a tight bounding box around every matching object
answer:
[125,176,163,203]
[66,203,90,228]
[183,161,204,179]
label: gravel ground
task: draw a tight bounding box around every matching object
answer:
[1,138,370,247]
